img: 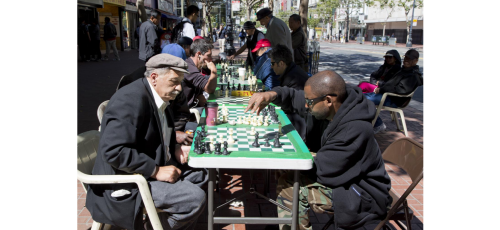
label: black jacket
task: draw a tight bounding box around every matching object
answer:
[369,49,401,85]
[379,65,423,107]
[279,62,309,90]
[271,85,392,229]
[86,78,180,230]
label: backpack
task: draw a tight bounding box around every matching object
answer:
[171,20,190,43]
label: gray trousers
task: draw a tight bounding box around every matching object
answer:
[105,40,120,59]
[146,164,208,230]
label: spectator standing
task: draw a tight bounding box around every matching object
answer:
[172,5,199,41]
[78,18,91,62]
[288,14,308,72]
[139,10,162,62]
[228,21,265,68]
[256,8,293,60]
[212,28,217,42]
[238,29,246,47]
[88,19,101,61]
[103,17,120,61]
[218,24,227,53]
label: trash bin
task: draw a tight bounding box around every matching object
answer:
[389,37,397,46]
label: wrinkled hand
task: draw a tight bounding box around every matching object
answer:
[175,144,191,164]
[228,55,235,60]
[205,60,217,73]
[244,91,277,115]
[175,131,193,145]
[152,166,181,183]
[374,87,380,94]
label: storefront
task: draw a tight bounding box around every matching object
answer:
[158,0,179,31]
[97,0,126,51]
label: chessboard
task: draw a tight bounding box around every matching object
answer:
[212,97,250,104]
[205,127,295,152]
[188,105,312,170]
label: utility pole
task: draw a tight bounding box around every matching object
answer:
[406,0,416,47]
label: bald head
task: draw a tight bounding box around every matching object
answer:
[305,70,347,103]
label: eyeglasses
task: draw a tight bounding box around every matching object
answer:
[305,94,337,107]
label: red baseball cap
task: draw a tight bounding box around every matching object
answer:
[193,36,204,41]
[251,39,272,53]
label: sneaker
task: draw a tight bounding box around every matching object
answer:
[373,122,386,134]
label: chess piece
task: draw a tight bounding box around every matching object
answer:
[252,132,260,147]
[222,141,229,155]
[193,139,200,154]
[201,125,207,137]
[264,137,271,147]
[273,133,282,148]
[227,134,235,144]
[278,122,282,135]
[205,142,212,154]
[215,142,222,155]
[237,83,241,91]
[199,143,205,154]
[249,127,255,135]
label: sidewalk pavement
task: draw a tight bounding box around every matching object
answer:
[77,40,423,230]
[320,40,423,50]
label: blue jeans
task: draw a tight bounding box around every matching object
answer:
[365,92,398,127]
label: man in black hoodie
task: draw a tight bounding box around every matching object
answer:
[367,49,423,134]
[245,70,392,229]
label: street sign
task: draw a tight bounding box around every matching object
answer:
[412,19,417,26]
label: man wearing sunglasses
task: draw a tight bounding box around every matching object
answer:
[245,70,392,229]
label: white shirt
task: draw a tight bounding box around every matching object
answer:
[148,80,172,163]
[182,18,195,39]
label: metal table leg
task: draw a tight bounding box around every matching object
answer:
[208,168,216,230]
[292,170,299,230]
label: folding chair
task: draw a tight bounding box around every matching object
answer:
[372,88,418,137]
[322,138,423,230]
[374,137,423,230]
[77,130,165,230]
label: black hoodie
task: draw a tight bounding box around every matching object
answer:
[379,65,423,107]
[271,85,392,229]
[370,49,402,85]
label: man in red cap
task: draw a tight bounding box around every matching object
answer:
[192,35,204,41]
[228,21,265,68]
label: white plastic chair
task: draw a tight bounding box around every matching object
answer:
[77,130,164,230]
[371,88,418,137]
[97,100,109,131]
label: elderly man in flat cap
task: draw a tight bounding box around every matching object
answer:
[256,8,293,60]
[86,53,208,230]
[228,21,265,68]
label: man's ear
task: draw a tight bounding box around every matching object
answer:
[150,72,158,83]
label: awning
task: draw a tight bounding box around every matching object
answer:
[161,13,181,21]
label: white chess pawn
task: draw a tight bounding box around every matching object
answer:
[228,128,233,135]
[227,134,235,144]
[219,134,224,143]
[264,120,269,126]
[237,116,243,124]
[249,127,255,135]
[209,137,215,151]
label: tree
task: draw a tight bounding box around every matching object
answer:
[136,0,148,22]
[397,0,423,43]
[316,0,339,40]
[240,0,264,21]
[299,0,309,35]
[375,0,397,37]
[201,0,220,38]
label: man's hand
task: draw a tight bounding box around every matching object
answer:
[228,55,235,60]
[175,131,193,145]
[244,91,278,115]
[175,144,191,164]
[373,87,380,94]
[205,60,217,73]
[152,166,181,183]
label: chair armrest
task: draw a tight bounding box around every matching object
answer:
[189,108,201,123]
[382,91,415,98]
[77,170,162,229]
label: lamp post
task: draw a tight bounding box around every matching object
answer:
[406,0,416,47]
[224,0,236,55]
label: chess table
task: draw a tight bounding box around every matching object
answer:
[188,104,312,230]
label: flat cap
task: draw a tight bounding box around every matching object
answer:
[256,8,272,21]
[146,53,189,73]
[243,21,256,30]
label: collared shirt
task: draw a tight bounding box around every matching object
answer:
[182,17,195,39]
[267,16,274,28]
[147,80,172,163]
